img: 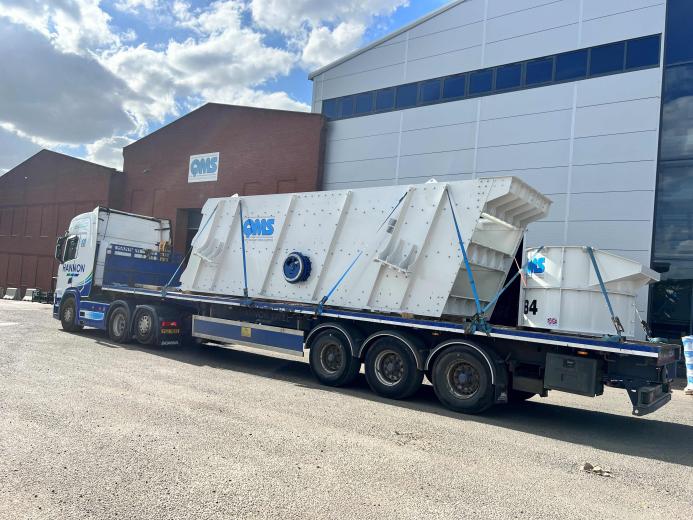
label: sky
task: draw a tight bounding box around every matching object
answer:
[0,0,448,174]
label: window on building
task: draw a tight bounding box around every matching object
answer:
[355,92,374,114]
[496,63,522,90]
[525,57,554,85]
[556,49,587,81]
[665,0,693,65]
[396,83,418,108]
[659,63,693,161]
[626,35,661,70]
[322,99,337,120]
[339,96,354,118]
[420,79,442,103]
[469,69,493,95]
[443,74,466,99]
[375,88,395,111]
[589,41,625,76]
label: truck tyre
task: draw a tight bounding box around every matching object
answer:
[309,329,360,387]
[59,297,82,332]
[364,337,423,400]
[108,306,131,343]
[133,308,156,345]
[431,346,494,414]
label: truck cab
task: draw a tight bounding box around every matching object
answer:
[53,208,180,334]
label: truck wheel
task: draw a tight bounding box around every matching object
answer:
[108,306,131,343]
[309,329,360,387]
[134,308,156,345]
[60,297,82,332]
[431,346,494,414]
[364,338,423,399]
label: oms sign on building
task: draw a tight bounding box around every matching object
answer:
[188,152,219,183]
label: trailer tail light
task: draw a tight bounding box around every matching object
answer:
[162,321,178,327]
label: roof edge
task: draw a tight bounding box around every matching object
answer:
[2,149,118,176]
[308,0,467,80]
[123,102,323,149]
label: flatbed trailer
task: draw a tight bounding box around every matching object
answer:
[54,278,678,417]
[52,200,679,417]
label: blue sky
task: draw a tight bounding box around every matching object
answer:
[0,0,448,172]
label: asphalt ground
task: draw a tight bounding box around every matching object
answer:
[1,300,691,520]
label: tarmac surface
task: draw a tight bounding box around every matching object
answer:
[1,300,692,519]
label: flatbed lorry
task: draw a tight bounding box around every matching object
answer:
[52,179,679,416]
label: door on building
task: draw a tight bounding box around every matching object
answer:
[184,209,202,253]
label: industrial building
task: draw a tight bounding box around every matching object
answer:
[310,0,693,340]
[118,103,325,252]
[0,150,120,293]
[0,104,325,296]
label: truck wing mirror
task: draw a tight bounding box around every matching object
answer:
[55,236,67,263]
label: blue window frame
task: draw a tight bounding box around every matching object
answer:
[375,88,395,111]
[496,63,522,90]
[339,96,354,118]
[626,35,661,70]
[589,41,625,76]
[443,74,466,99]
[525,57,553,85]
[322,99,337,120]
[420,79,441,103]
[321,34,661,122]
[396,83,418,108]
[355,92,373,114]
[556,49,587,81]
[469,69,493,95]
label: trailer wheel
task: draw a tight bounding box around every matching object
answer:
[108,306,131,343]
[364,337,423,399]
[134,308,156,345]
[431,346,494,414]
[59,297,82,332]
[309,330,360,387]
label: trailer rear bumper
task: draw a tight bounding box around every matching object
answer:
[629,383,672,416]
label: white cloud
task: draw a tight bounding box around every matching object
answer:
[0,21,138,143]
[250,0,409,70]
[0,125,42,173]
[0,0,122,53]
[0,0,412,171]
[250,0,408,33]
[85,135,134,169]
[301,22,365,70]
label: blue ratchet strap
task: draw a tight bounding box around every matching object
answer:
[238,199,250,301]
[161,203,218,296]
[445,188,483,318]
[586,246,624,340]
[481,245,545,315]
[317,190,408,315]
[317,251,363,314]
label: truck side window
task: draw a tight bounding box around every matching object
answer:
[55,236,66,263]
[62,235,79,262]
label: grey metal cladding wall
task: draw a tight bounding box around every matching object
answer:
[312,0,667,322]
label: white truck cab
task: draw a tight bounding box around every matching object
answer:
[54,208,173,301]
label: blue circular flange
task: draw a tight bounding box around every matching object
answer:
[283,252,312,283]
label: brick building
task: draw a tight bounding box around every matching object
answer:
[120,103,326,251]
[0,104,326,293]
[0,150,119,293]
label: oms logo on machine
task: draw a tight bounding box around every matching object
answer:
[243,218,275,239]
